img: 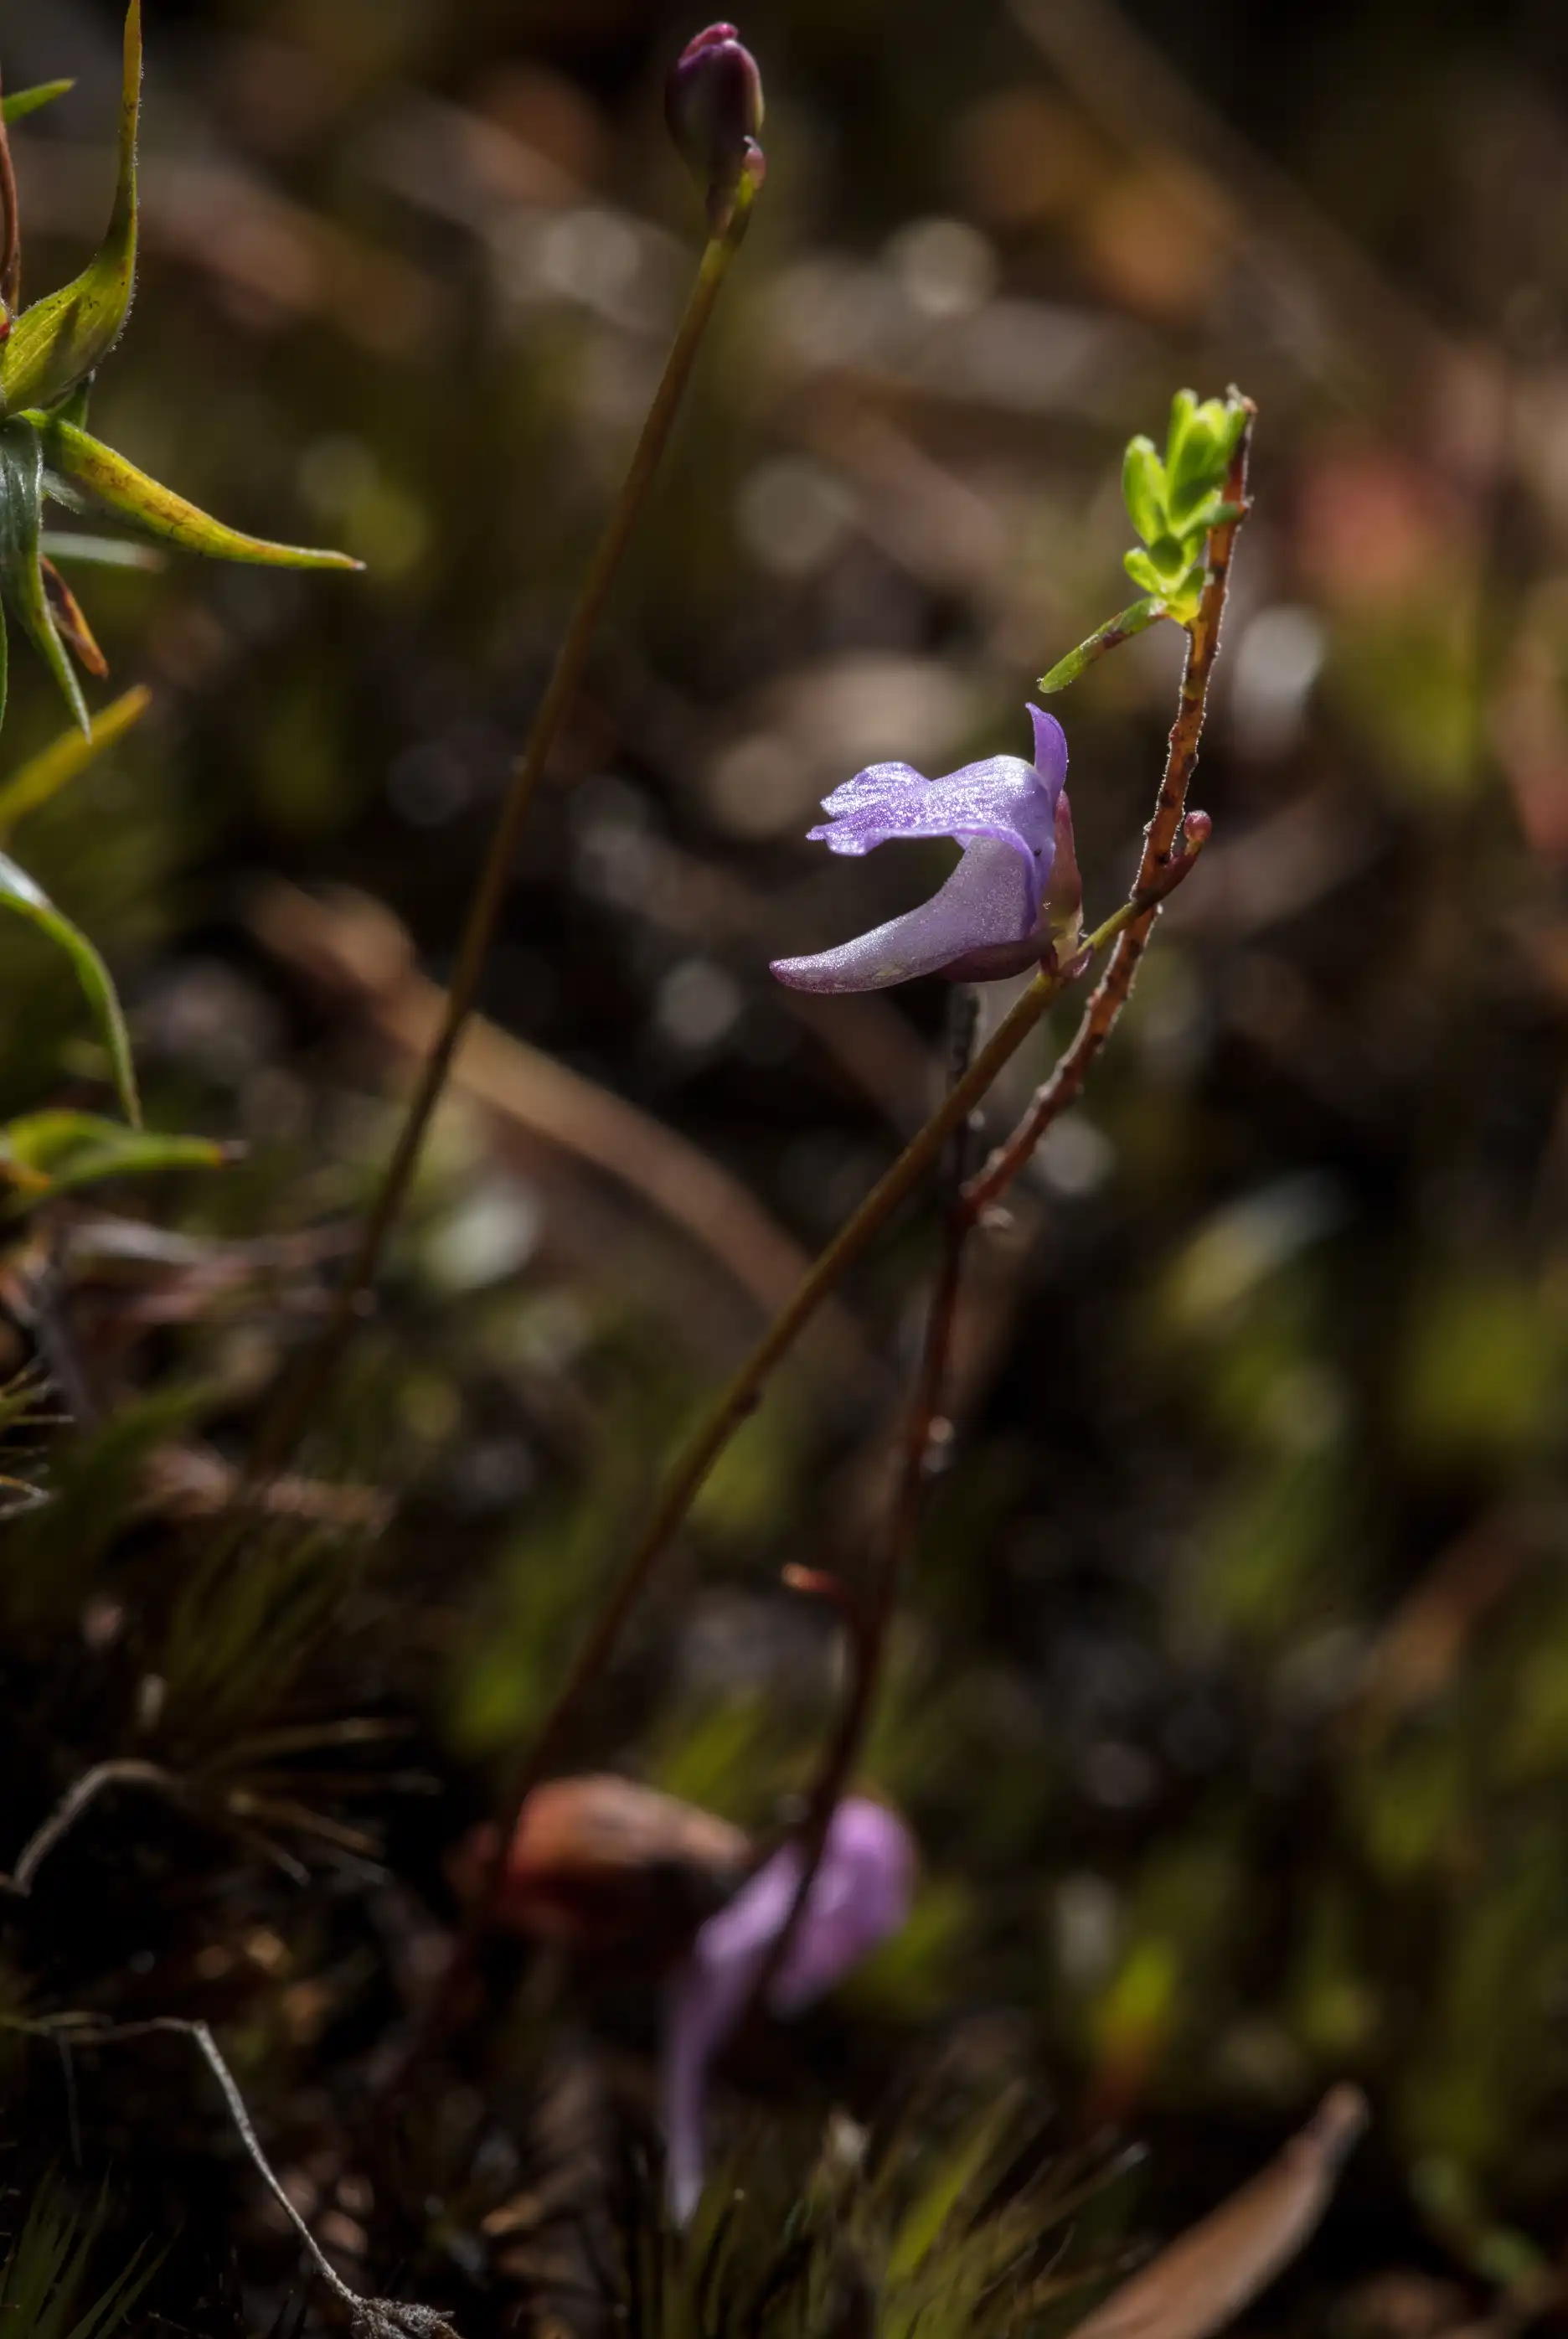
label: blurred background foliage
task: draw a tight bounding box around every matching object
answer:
[1,0,1567,2329]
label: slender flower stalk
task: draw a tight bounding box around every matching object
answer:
[760,410,1254,1983]
[499,412,1252,1832]
[743,994,980,2025]
[484,868,1205,1801]
[246,148,762,1491]
[390,855,1206,2087]
[395,395,1249,2083]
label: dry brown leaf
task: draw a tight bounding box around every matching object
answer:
[250,880,864,1367]
[1073,2087,1369,2339]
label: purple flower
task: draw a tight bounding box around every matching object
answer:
[661,1796,916,2222]
[771,706,1077,994]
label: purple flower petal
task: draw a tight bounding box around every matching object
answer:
[661,1798,916,2223]
[771,835,1034,993]
[812,755,1054,876]
[771,707,1072,995]
[1029,705,1068,794]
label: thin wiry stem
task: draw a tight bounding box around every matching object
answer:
[756,411,1254,1994]
[746,992,981,2018]
[0,73,21,313]
[389,843,1213,2089]
[27,2016,458,2337]
[245,193,759,1493]
[371,948,1069,2087]
[0,1760,173,1898]
[393,408,1247,2084]
[964,410,1252,1219]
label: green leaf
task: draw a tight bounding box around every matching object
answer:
[1164,386,1200,467]
[1165,493,1226,545]
[1148,531,1190,582]
[1038,596,1165,694]
[0,419,90,732]
[0,5,141,416]
[0,850,139,1123]
[1123,547,1165,596]
[2,81,75,127]
[39,530,164,572]
[1168,429,1223,527]
[0,684,152,839]
[1166,393,1247,528]
[0,1109,230,1212]
[34,416,364,571]
[1121,436,1167,548]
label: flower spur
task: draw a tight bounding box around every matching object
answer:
[661,1794,915,2223]
[770,705,1080,993]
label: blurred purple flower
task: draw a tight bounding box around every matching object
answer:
[661,1796,916,2223]
[771,706,1076,994]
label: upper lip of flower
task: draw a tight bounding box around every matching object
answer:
[770,705,1069,994]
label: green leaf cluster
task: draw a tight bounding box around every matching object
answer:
[0,3,358,742]
[1120,389,1248,625]
[0,5,362,1133]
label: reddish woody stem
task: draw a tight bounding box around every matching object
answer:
[763,410,1253,1988]
[965,412,1252,1221]
[0,76,22,313]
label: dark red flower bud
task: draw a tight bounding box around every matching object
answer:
[665,23,766,235]
[450,1774,753,1965]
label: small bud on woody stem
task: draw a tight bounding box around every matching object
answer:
[666,23,766,238]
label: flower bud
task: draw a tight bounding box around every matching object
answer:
[666,23,766,235]
[450,1774,753,1965]
[1046,786,1083,960]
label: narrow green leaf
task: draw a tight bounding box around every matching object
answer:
[1121,436,1167,548]
[38,530,165,571]
[888,2093,1019,2281]
[0,1109,230,1212]
[2,81,75,127]
[0,684,152,839]
[1038,596,1165,694]
[0,4,141,415]
[0,420,90,733]
[0,850,139,1123]
[35,417,364,571]
[1164,387,1199,466]
[1123,547,1164,596]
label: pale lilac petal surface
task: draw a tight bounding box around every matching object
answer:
[769,1798,916,2011]
[812,755,1055,874]
[661,1798,916,2222]
[771,706,1071,995]
[1029,705,1068,793]
[771,836,1034,994]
